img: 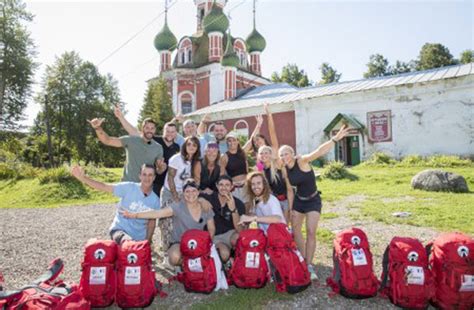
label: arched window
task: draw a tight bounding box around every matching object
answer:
[233,39,247,67]
[178,38,192,65]
[179,92,194,114]
[234,119,249,137]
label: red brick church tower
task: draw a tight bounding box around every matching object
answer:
[153,0,270,115]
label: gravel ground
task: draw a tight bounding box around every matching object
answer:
[0,197,440,309]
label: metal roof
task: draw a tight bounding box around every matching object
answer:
[187,63,474,117]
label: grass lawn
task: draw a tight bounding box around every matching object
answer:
[0,168,122,209]
[317,165,474,234]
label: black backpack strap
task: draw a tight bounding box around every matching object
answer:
[31,258,64,285]
[379,245,390,291]
[332,248,341,284]
[425,242,433,259]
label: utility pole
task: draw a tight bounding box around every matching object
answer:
[44,94,54,168]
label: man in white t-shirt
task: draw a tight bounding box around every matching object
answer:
[238,171,286,234]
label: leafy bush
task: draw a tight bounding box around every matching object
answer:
[0,149,39,180]
[38,166,75,184]
[321,161,358,180]
[400,155,424,166]
[425,155,472,167]
[84,163,119,183]
[362,152,396,166]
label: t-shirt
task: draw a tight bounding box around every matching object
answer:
[255,194,286,234]
[153,136,180,195]
[164,154,192,193]
[110,182,160,241]
[119,135,163,182]
[201,192,245,235]
[176,134,207,158]
[202,133,228,154]
[169,200,215,243]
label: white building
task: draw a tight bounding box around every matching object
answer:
[187,63,474,165]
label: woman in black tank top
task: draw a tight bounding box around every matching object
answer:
[278,124,351,280]
[219,132,248,202]
[200,142,221,194]
[258,145,293,222]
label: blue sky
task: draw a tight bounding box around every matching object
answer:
[23,0,473,127]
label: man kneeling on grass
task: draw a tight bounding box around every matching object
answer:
[201,175,246,263]
[71,164,160,244]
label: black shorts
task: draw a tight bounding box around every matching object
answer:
[293,193,322,214]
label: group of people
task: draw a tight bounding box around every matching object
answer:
[71,104,350,281]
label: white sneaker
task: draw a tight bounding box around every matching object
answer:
[307,264,318,281]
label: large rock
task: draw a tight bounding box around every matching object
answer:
[411,169,469,193]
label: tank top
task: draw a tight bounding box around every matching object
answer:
[225,151,247,177]
[199,160,220,191]
[263,167,286,196]
[286,159,317,198]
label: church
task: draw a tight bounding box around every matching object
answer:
[151,0,474,165]
[153,0,270,115]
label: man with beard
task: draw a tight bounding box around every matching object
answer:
[238,171,286,234]
[113,107,179,195]
[200,175,245,262]
[197,114,229,154]
[175,118,207,158]
[88,117,165,183]
[71,164,160,244]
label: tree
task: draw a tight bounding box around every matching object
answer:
[138,77,174,132]
[271,64,311,87]
[363,54,389,78]
[416,43,455,70]
[32,51,124,166]
[0,0,36,129]
[460,49,474,64]
[319,62,341,84]
[389,60,414,75]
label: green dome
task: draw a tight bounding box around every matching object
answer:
[246,28,266,53]
[221,34,239,67]
[203,4,229,34]
[154,22,177,52]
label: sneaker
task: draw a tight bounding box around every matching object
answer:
[307,264,318,281]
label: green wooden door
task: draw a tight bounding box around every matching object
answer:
[350,136,360,165]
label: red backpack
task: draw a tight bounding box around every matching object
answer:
[79,239,117,307]
[380,237,434,309]
[266,223,311,294]
[178,230,217,294]
[326,227,379,298]
[228,229,269,289]
[0,258,90,310]
[116,240,158,308]
[428,232,474,310]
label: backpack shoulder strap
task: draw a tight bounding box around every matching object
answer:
[379,245,390,291]
[31,258,64,285]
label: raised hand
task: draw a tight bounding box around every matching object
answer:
[70,165,85,180]
[155,159,167,174]
[174,113,185,123]
[202,113,211,123]
[87,118,105,129]
[225,193,236,211]
[334,124,351,141]
[263,103,270,115]
[255,114,263,128]
[114,105,124,119]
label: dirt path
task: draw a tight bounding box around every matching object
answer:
[0,197,440,309]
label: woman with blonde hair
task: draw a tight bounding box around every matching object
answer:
[278,124,350,280]
[257,145,293,222]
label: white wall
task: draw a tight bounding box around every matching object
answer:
[295,75,474,159]
[209,63,224,104]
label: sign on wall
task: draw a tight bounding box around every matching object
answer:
[367,110,392,143]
